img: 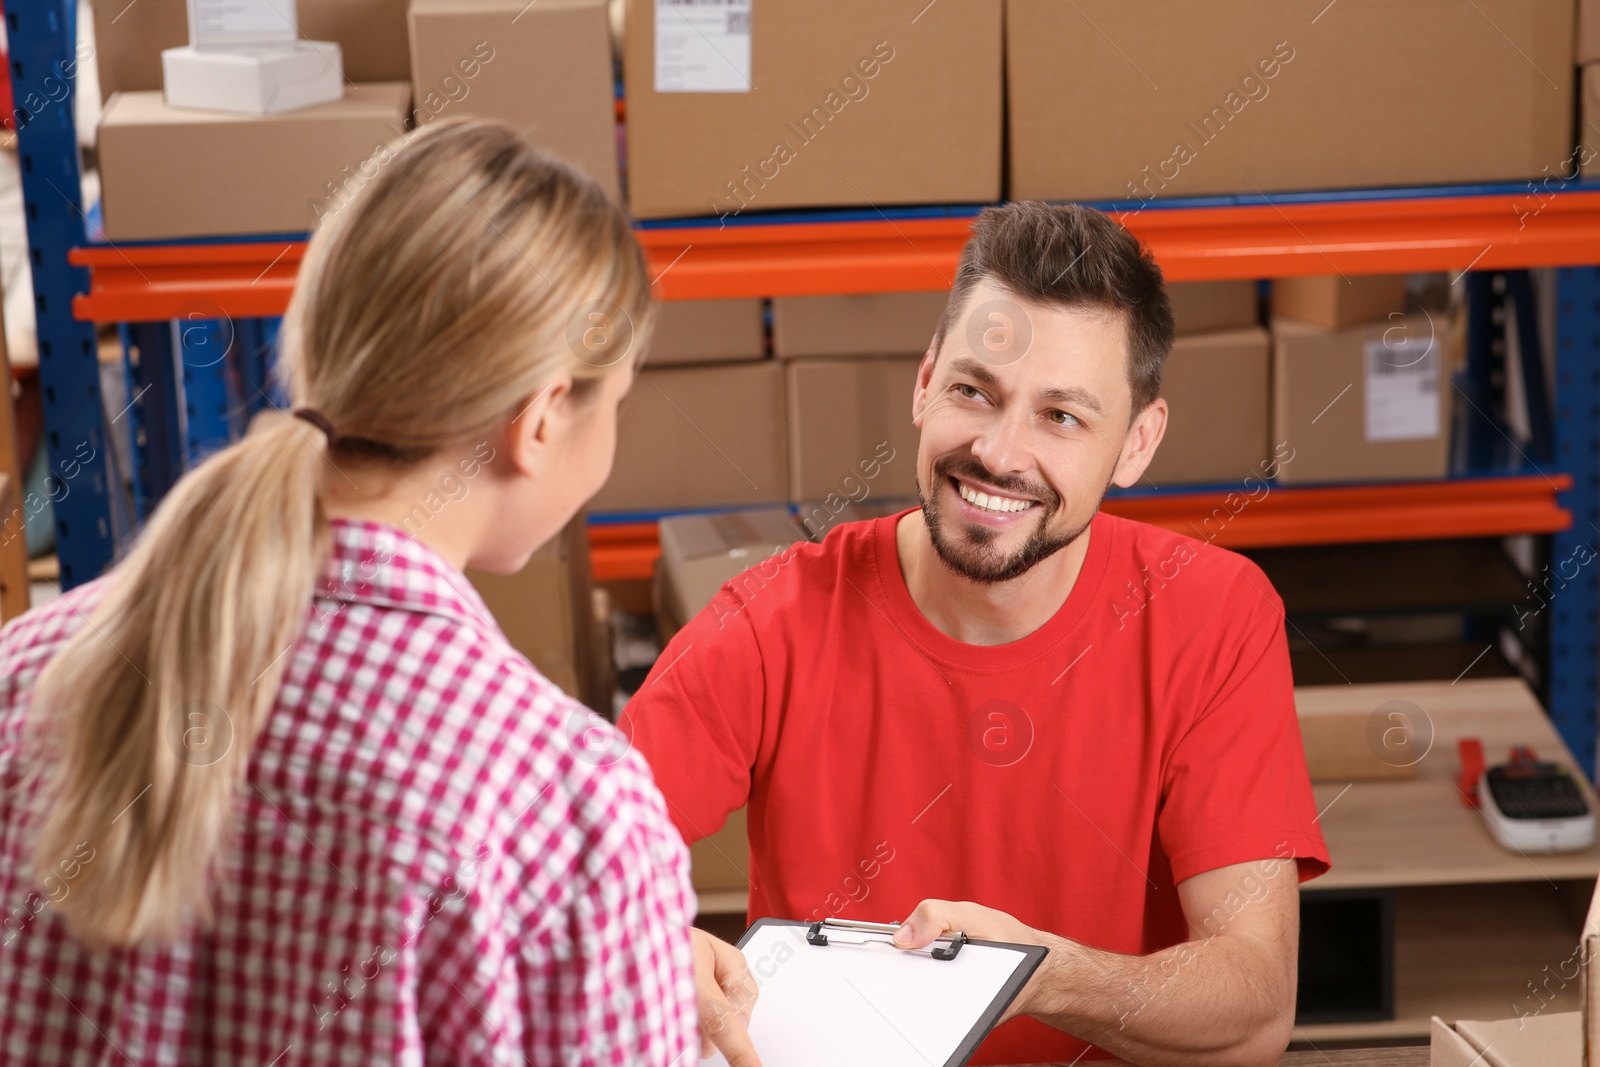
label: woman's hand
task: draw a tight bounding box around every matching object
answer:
[692,927,763,1065]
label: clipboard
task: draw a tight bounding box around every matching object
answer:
[704,917,1048,1067]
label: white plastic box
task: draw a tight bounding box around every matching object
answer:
[161,40,344,115]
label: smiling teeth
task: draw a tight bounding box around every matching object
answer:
[958,481,1034,513]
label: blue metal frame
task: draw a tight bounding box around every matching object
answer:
[11,0,116,585]
[121,321,182,520]
[175,316,238,465]
[1552,266,1600,779]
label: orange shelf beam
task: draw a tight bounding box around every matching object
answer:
[587,475,1572,582]
[639,189,1600,297]
[71,240,307,323]
[1100,474,1572,550]
[71,189,1600,321]
[587,522,664,585]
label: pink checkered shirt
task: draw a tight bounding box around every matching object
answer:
[0,518,698,1065]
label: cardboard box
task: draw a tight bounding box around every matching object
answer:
[1272,316,1453,485]
[1273,275,1409,329]
[647,299,766,366]
[786,358,920,503]
[91,0,411,97]
[160,41,345,115]
[624,0,1002,219]
[591,362,788,513]
[690,807,750,892]
[1143,327,1268,487]
[97,84,410,240]
[772,290,947,360]
[656,507,809,632]
[1297,709,1417,782]
[468,516,610,711]
[1167,280,1258,335]
[410,0,620,200]
[1431,874,1600,1064]
[1432,1014,1581,1067]
[795,499,909,541]
[1007,0,1575,202]
[1582,0,1600,63]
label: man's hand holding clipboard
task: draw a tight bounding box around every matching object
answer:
[691,903,1048,1067]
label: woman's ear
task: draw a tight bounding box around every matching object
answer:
[505,373,573,479]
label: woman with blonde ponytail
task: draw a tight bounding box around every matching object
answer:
[0,120,701,1064]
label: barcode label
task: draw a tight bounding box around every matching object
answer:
[656,0,752,93]
[190,0,296,46]
[1364,337,1440,442]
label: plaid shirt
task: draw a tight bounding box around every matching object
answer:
[0,518,698,1066]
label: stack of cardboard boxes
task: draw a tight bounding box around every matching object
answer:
[89,0,1585,236]
[592,273,1461,519]
[1141,280,1268,488]
[775,291,937,511]
[589,299,786,514]
[593,291,940,516]
[91,0,620,239]
[1270,276,1454,485]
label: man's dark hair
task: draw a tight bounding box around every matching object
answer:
[931,201,1176,417]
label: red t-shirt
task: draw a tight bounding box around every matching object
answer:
[630,507,1330,1065]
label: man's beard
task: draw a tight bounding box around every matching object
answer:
[919,456,1100,584]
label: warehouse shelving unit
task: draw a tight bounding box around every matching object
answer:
[56,193,1600,770]
[15,7,1600,762]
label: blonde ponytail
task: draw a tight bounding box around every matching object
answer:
[28,118,651,947]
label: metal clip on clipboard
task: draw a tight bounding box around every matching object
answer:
[805,917,969,961]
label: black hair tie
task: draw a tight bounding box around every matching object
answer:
[291,407,340,447]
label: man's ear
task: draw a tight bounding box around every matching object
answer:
[505,373,574,479]
[911,343,938,427]
[1111,397,1168,489]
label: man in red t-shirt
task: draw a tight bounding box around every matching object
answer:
[630,201,1329,1067]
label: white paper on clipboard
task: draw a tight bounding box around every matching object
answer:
[703,919,1046,1067]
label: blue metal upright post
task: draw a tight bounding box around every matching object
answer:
[1551,265,1600,780]
[10,1,117,587]
[121,321,183,520]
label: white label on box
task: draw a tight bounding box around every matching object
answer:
[1364,336,1440,442]
[189,0,296,47]
[655,0,753,93]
